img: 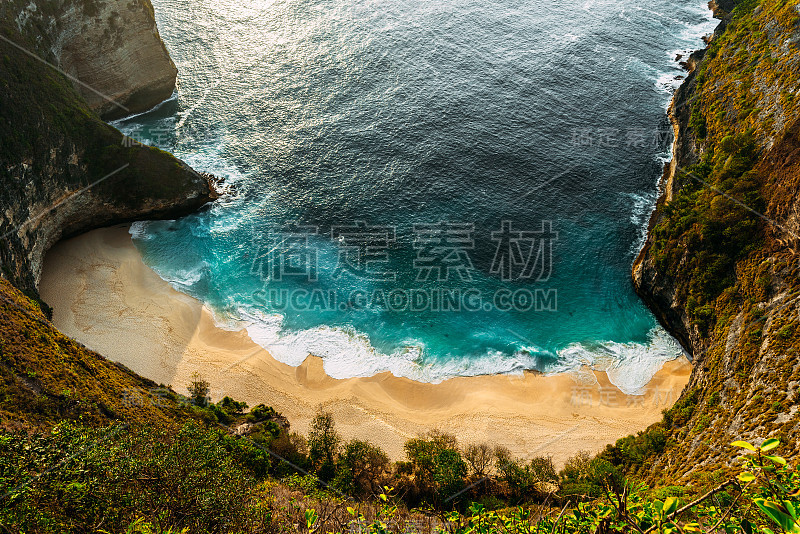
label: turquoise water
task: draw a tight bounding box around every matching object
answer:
[115,0,716,393]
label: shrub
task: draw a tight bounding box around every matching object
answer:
[335,439,390,497]
[187,372,210,407]
[307,409,341,481]
[496,455,558,502]
[464,443,494,479]
[0,422,267,533]
[246,403,278,423]
[404,430,467,505]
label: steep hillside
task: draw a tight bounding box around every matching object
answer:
[0,0,219,429]
[630,0,800,483]
[0,0,220,431]
[0,1,215,296]
[0,278,197,430]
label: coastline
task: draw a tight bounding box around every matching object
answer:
[40,225,691,465]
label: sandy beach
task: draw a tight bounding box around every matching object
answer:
[39,225,692,465]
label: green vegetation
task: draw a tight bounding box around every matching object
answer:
[631,0,800,485]
[187,373,211,407]
[3,0,800,530]
[0,422,272,533]
[648,0,800,332]
[650,135,763,331]
[0,278,199,429]
[2,402,799,534]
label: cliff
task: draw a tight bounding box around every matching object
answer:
[0,0,217,431]
[0,0,215,296]
[628,0,800,482]
[6,0,178,119]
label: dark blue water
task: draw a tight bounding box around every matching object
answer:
[115,0,715,393]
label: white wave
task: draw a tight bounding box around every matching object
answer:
[550,328,684,395]
[655,150,672,165]
[649,1,717,104]
[238,309,552,383]
[233,308,682,392]
[624,191,658,256]
[655,70,684,94]
[163,265,209,289]
[676,4,718,43]
[108,91,179,124]
[129,221,153,240]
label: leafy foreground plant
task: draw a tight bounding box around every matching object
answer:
[302,440,800,534]
[2,426,799,534]
[0,422,272,533]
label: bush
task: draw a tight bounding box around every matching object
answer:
[335,439,390,497]
[246,403,278,423]
[496,455,558,502]
[0,422,268,533]
[404,430,467,505]
[187,372,210,407]
[218,396,248,416]
[464,443,494,479]
[307,409,341,482]
[270,431,311,477]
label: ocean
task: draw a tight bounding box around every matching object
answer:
[113,0,716,394]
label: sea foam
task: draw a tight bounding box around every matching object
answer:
[235,307,681,393]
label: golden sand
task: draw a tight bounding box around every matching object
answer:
[39,225,691,465]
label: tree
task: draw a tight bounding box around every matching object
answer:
[271,431,310,477]
[561,450,592,481]
[187,372,210,407]
[404,430,467,505]
[496,455,558,502]
[432,448,467,504]
[307,408,341,481]
[528,456,558,490]
[246,403,278,423]
[464,443,494,479]
[335,439,390,496]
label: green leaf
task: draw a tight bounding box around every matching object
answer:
[786,502,798,521]
[764,455,787,465]
[305,509,319,531]
[760,438,780,452]
[663,497,679,516]
[732,440,756,451]
[738,471,756,482]
[755,499,800,533]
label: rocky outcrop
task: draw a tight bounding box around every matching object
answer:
[630,0,800,482]
[7,0,177,119]
[632,52,704,358]
[0,0,215,295]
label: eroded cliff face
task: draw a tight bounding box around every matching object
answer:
[8,0,177,119]
[0,0,214,295]
[630,0,800,482]
[0,0,218,433]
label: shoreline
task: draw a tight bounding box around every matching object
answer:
[39,225,691,465]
